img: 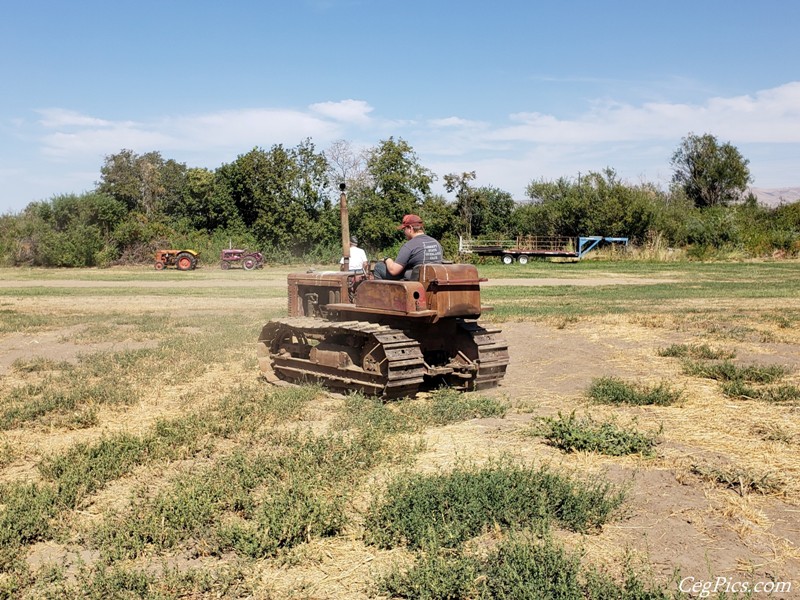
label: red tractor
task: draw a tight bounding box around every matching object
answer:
[154,249,199,271]
[220,248,264,270]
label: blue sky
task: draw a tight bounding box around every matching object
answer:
[2,0,799,214]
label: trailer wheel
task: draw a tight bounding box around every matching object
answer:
[518,255,529,265]
[502,254,514,265]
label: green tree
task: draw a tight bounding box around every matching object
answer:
[521,170,659,242]
[473,186,515,236]
[418,194,459,239]
[97,149,187,216]
[176,167,240,231]
[11,193,126,266]
[443,171,478,237]
[349,137,435,251]
[443,173,515,239]
[670,133,751,208]
[215,142,336,257]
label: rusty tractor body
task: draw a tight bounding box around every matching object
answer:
[257,186,508,399]
[220,249,264,270]
[154,249,199,271]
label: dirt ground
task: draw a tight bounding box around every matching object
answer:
[1,272,799,596]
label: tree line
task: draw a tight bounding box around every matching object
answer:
[0,133,797,267]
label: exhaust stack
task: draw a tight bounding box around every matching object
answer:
[339,182,350,271]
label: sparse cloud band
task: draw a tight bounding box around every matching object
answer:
[3,81,798,209]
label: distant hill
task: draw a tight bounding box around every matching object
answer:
[750,187,800,208]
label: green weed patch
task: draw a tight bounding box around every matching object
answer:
[657,343,735,360]
[535,412,661,456]
[0,481,60,572]
[39,417,209,508]
[721,381,800,404]
[587,377,682,406]
[95,429,398,560]
[333,394,415,435]
[378,534,680,599]
[403,388,510,427]
[333,389,510,435]
[26,562,253,599]
[217,478,347,558]
[682,360,788,383]
[365,461,625,550]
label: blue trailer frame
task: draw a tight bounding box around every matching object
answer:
[459,235,628,263]
[575,236,629,258]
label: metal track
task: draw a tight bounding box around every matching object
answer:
[456,320,510,391]
[258,317,509,398]
[258,317,425,399]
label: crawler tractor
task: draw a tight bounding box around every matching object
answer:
[257,185,509,399]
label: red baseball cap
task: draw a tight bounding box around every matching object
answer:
[397,214,423,230]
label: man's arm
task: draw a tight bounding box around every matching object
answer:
[382,257,405,277]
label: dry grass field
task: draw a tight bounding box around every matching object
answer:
[0,261,798,599]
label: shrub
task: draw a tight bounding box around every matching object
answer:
[587,377,682,406]
[657,343,735,360]
[365,461,624,550]
[722,381,800,404]
[535,412,661,456]
[403,388,510,427]
[682,360,788,383]
[378,535,681,600]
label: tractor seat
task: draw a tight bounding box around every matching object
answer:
[407,261,454,282]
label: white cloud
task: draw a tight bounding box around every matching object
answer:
[37,108,114,128]
[35,107,349,161]
[410,81,800,197]
[171,108,341,148]
[4,81,797,213]
[428,116,485,128]
[41,127,175,159]
[309,99,373,123]
[478,82,800,146]
[37,82,800,168]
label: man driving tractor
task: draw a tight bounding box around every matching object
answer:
[373,214,443,280]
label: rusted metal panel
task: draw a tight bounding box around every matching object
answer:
[419,264,482,319]
[354,280,427,314]
[287,272,350,317]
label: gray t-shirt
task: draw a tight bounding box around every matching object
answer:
[395,234,443,274]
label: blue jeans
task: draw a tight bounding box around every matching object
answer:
[373,261,403,280]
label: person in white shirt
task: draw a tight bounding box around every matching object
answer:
[340,235,368,272]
